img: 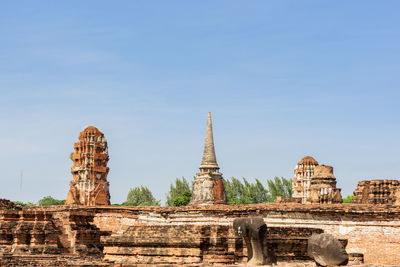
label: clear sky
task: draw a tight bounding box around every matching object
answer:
[1,1,399,204]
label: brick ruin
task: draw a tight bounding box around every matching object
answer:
[292,156,343,204]
[190,112,226,205]
[66,126,111,206]
[292,156,319,203]
[353,179,400,204]
[1,204,400,266]
[306,165,342,204]
[292,156,400,206]
[1,118,400,266]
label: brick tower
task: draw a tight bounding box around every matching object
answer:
[190,112,227,205]
[306,165,342,204]
[66,126,110,206]
[292,156,319,203]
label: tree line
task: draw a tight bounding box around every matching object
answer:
[115,176,293,206]
[13,196,65,207]
[13,177,354,206]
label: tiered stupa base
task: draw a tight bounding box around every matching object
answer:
[190,173,226,205]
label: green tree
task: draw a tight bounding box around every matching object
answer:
[266,177,293,202]
[166,177,192,206]
[224,177,247,204]
[245,178,270,203]
[172,191,192,206]
[37,196,65,206]
[123,186,160,206]
[343,194,354,203]
[12,201,35,207]
[224,177,270,204]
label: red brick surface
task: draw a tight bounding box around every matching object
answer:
[0,204,399,265]
[66,126,111,206]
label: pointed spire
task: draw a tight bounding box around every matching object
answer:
[199,112,219,171]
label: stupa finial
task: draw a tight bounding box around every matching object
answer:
[190,112,226,205]
[199,112,219,172]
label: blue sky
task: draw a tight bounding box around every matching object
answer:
[1,1,399,204]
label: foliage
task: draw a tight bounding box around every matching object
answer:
[123,186,160,206]
[224,177,246,204]
[266,177,293,202]
[172,191,192,206]
[12,201,24,206]
[247,178,271,203]
[37,196,65,206]
[224,176,293,204]
[12,201,35,207]
[166,177,192,206]
[343,194,354,203]
[224,177,270,204]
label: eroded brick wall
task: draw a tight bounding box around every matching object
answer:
[1,204,400,265]
[90,204,400,264]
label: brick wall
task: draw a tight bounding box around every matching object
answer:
[1,204,400,265]
[89,204,400,264]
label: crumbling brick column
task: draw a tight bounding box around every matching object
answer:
[66,126,111,206]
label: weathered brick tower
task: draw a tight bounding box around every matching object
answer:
[190,112,227,205]
[66,126,111,206]
[306,165,342,204]
[292,156,319,203]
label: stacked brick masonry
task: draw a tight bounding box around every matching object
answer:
[91,204,400,264]
[102,224,234,265]
[0,199,21,210]
[0,207,109,266]
[1,204,400,265]
[66,126,110,206]
[307,165,342,204]
[353,180,400,204]
[292,156,319,203]
[0,209,60,255]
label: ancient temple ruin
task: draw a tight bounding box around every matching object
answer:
[190,112,227,205]
[65,126,111,206]
[292,157,342,204]
[1,119,400,265]
[353,179,400,204]
[292,156,319,203]
[306,165,342,204]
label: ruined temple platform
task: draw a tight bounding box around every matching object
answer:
[1,203,400,266]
